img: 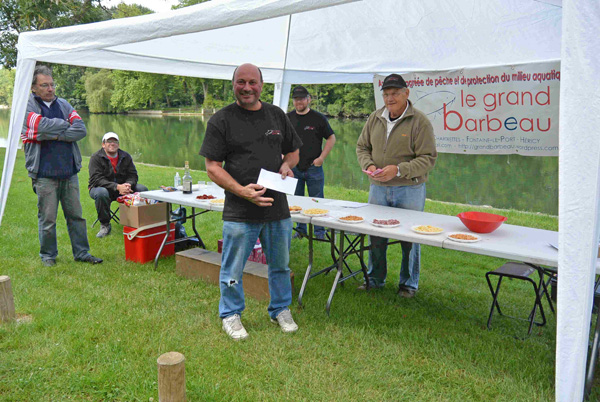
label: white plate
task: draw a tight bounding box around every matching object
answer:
[209,199,225,205]
[411,225,444,235]
[301,211,328,217]
[371,221,401,228]
[446,232,481,243]
[337,216,365,224]
[289,210,301,214]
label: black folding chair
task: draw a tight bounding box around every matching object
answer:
[485,262,555,335]
[92,205,119,227]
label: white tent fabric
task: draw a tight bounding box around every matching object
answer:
[1,0,597,399]
[557,0,600,399]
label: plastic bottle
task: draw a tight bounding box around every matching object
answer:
[174,172,181,188]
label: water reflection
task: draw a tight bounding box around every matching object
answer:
[0,108,558,214]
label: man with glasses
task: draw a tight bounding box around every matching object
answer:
[88,132,148,238]
[356,74,437,297]
[21,65,102,266]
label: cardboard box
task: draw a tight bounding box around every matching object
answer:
[218,239,267,264]
[123,223,175,263]
[119,202,167,228]
[176,248,294,301]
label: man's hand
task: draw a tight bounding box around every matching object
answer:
[312,156,324,167]
[240,183,274,207]
[117,183,132,195]
[279,162,294,179]
[371,165,399,182]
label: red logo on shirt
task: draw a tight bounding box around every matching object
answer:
[265,130,281,136]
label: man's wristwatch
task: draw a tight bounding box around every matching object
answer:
[396,165,402,177]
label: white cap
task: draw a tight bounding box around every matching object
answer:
[102,132,119,142]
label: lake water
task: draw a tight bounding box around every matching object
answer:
[0,108,558,215]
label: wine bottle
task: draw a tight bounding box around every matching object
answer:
[182,161,193,194]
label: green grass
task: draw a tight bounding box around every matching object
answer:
[0,149,593,401]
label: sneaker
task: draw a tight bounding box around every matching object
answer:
[398,285,417,298]
[75,254,103,264]
[222,314,249,340]
[357,283,383,291]
[270,309,298,333]
[96,223,111,238]
[292,232,306,240]
[42,259,56,267]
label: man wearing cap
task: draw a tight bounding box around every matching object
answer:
[88,132,148,238]
[288,85,336,240]
[22,65,102,267]
[356,74,437,297]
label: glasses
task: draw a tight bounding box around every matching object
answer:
[38,83,56,89]
[106,139,119,144]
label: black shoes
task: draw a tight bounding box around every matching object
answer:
[75,255,103,264]
[42,259,56,267]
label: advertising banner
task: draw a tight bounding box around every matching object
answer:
[373,61,560,156]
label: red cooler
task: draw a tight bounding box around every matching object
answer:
[123,223,175,263]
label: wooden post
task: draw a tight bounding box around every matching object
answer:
[157,351,186,402]
[0,276,16,323]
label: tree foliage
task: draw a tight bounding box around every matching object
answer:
[84,69,113,113]
[0,68,16,106]
[0,0,111,68]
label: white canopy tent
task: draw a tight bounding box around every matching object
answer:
[1,0,598,399]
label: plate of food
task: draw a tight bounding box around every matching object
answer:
[209,198,225,205]
[447,232,481,243]
[411,225,444,235]
[196,194,216,201]
[371,218,401,228]
[337,215,365,224]
[289,205,302,214]
[301,208,329,217]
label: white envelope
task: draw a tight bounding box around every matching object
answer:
[256,169,298,195]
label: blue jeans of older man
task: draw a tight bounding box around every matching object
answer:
[292,165,325,237]
[34,175,91,261]
[367,183,426,290]
[219,218,293,320]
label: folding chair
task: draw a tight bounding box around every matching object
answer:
[92,205,119,227]
[485,261,555,335]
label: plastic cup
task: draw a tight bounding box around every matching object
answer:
[198,180,206,188]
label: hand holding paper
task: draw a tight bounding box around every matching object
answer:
[257,168,298,195]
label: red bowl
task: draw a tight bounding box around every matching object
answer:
[457,211,507,233]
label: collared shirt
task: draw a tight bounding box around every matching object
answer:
[382,101,409,140]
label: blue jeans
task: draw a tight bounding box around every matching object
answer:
[89,183,148,225]
[34,175,91,261]
[219,218,293,319]
[293,165,325,236]
[367,183,426,290]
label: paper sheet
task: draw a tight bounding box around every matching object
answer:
[256,169,298,195]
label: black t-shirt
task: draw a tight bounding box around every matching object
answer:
[286,109,334,171]
[200,102,302,222]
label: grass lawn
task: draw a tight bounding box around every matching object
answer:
[0,149,591,401]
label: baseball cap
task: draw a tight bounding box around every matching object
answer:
[291,85,310,98]
[381,74,407,90]
[102,132,119,142]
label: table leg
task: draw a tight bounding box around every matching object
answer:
[326,230,345,315]
[154,202,172,270]
[190,207,206,249]
[298,222,314,307]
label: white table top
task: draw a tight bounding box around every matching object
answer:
[140,189,571,270]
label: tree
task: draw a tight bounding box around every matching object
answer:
[173,0,210,10]
[0,68,15,106]
[0,0,111,68]
[111,3,152,18]
[84,69,114,113]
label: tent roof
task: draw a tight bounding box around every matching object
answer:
[17,0,562,84]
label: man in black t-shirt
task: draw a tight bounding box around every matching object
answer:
[200,63,302,341]
[287,86,336,240]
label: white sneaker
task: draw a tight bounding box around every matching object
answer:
[96,223,111,238]
[270,309,298,333]
[222,314,249,340]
